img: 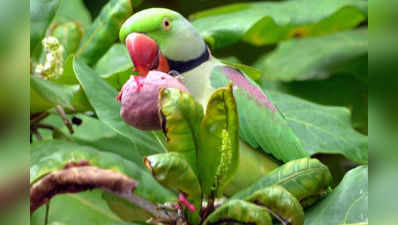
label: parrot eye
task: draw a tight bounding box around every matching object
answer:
[162,18,172,31]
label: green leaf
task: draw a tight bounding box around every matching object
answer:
[267,90,368,164]
[159,88,204,172]
[74,57,167,158]
[203,200,272,225]
[191,0,367,48]
[245,185,304,225]
[52,0,92,30]
[30,139,175,204]
[76,0,133,66]
[304,166,368,225]
[95,44,134,90]
[42,114,149,167]
[144,153,201,202]
[102,192,152,223]
[198,84,239,198]
[30,190,131,225]
[261,75,368,134]
[256,29,368,81]
[30,76,76,111]
[233,158,333,207]
[30,0,60,55]
[144,152,202,225]
[50,22,84,59]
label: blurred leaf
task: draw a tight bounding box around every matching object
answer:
[31,190,134,225]
[74,57,167,157]
[203,200,272,225]
[76,0,133,66]
[304,166,368,225]
[267,90,368,163]
[233,158,333,206]
[30,0,60,55]
[256,29,368,81]
[50,22,84,59]
[95,44,134,90]
[52,0,92,30]
[30,139,175,204]
[159,88,203,172]
[198,84,239,198]
[191,0,367,49]
[245,185,304,225]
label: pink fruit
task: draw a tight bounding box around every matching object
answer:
[118,71,188,130]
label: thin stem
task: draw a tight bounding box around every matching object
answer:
[111,191,177,223]
[30,112,49,126]
[44,201,50,225]
[55,105,74,134]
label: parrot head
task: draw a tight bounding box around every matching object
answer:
[120,8,208,76]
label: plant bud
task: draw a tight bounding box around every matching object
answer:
[118,71,188,130]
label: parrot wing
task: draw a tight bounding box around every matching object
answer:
[210,65,309,162]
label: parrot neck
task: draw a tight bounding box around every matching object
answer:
[167,47,210,74]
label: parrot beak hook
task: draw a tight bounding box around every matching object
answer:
[125,33,169,76]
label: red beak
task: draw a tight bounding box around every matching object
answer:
[125,33,169,76]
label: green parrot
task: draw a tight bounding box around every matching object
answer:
[119,8,309,194]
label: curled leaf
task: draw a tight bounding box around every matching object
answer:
[245,185,304,225]
[198,84,239,198]
[159,88,204,173]
[30,164,137,213]
[144,152,202,225]
[233,158,333,207]
[203,199,272,225]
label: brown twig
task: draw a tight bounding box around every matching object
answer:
[55,105,74,134]
[30,112,50,126]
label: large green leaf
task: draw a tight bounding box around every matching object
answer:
[30,76,90,113]
[76,0,133,66]
[95,44,134,90]
[245,185,304,225]
[256,29,368,81]
[30,0,60,55]
[261,75,368,134]
[233,158,333,206]
[41,114,149,167]
[74,57,167,157]
[198,85,239,198]
[31,190,134,225]
[267,90,368,164]
[159,88,204,172]
[203,200,272,225]
[30,140,175,204]
[304,166,368,225]
[190,0,367,49]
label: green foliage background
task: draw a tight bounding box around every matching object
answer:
[30,0,368,225]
